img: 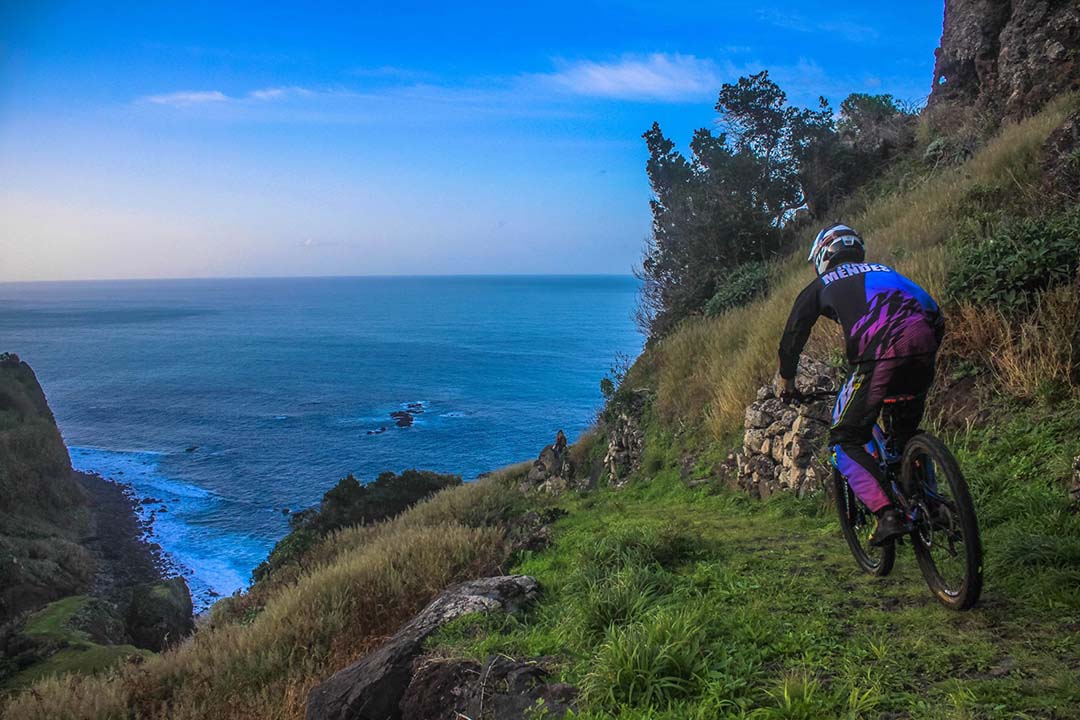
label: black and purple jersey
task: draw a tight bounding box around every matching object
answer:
[778,262,944,379]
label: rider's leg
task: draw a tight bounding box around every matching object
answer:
[829,362,892,513]
[886,352,936,452]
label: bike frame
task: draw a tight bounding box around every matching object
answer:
[868,398,942,528]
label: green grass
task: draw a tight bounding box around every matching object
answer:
[429,402,1080,719]
[5,596,152,692]
[22,596,96,641]
[8,646,152,691]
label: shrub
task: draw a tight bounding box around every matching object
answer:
[705,262,770,317]
[947,287,1079,399]
[251,469,464,583]
[582,606,707,708]
[945,211,1080,314]
[581,522,699,572]
[562,563,666,641]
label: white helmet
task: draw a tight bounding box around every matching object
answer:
[808,223,865,275]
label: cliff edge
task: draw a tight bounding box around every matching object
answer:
[0,353,93,623]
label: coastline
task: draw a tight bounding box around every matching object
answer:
[73,471,165,598]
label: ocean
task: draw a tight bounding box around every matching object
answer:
[0,275,642,607]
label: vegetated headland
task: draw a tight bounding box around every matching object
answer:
[2,1,1079,718]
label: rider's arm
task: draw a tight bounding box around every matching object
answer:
[778,280,822,380]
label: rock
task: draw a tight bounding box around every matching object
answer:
[400,655,577,720]
[744,428,766,454]
[1042,109,1080,207]
[604,391,649,486]
[124,577,194,652]
[759,437,771,458]
[69,596,131,645]
[929,0,1080,119]
[735,358,839,499]
[390,411,414,428]
[306,575,540,720]
[521,436,576,495]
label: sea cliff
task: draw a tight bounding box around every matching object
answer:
[0,354,195,689]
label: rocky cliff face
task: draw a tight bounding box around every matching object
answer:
[930,0,1080,118]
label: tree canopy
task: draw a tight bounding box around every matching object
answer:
[636,71,914,337]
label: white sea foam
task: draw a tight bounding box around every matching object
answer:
[69,446,263,610]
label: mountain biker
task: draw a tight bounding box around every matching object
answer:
[777,223,944,546]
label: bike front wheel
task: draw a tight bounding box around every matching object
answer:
[902,433,983,610]
[834,468,895,576]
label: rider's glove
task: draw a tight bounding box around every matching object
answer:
[776,374,799,403]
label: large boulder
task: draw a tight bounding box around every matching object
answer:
[521,444,573,495]
[306,575,539,720]
[400,655,577,720]
[124,577,194,652]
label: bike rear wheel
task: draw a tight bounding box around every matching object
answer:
[834,468,895,576]
[902,433,983,610]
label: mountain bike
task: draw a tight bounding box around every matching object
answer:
[788,390,983,610]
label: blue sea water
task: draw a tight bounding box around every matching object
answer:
[0,276,642,607]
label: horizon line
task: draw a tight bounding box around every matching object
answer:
[0,271,640,286]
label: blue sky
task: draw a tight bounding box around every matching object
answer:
[0,1,945,281]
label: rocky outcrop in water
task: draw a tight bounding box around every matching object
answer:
[306,575,540,720]
[930,0,1080,118]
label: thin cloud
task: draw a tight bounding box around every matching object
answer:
[142,90,229,107]
[760,10,879,43]
[138,86,326,107]
[534,53,726,102]
[248,86,317,100]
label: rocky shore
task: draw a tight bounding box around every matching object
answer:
[74,471,165,598]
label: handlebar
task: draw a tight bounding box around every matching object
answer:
[780,389,836,405]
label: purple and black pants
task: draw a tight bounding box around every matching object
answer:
[830,326,938,512]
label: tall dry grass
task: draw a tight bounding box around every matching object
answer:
[1,473,522,720]
[948,287,1080,399]
[648,97,1075,441]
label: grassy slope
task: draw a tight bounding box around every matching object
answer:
[0,475,523,719]
[3,100,1078,720]
[0,356,93,624]
[5,597,151,692]
[424,99,1080,717]
[638,96,1077,443]
[432,401,1080,718]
